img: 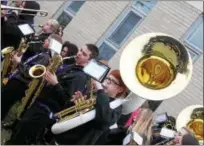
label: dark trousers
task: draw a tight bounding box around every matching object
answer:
[8,103,54,145]
[1,78,28,120]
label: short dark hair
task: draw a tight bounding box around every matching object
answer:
[62,41,78,56]
[86,44,99,60]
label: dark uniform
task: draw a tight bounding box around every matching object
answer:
[1,1,40,50]
[1,49,51,120]
[7,64,90,145]
[54,90,122,145]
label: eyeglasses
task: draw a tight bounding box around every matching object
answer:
[105,77,120,86]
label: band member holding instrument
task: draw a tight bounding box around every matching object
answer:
[1,34,62,122]
[5,44,99,145]
[53,70,127,145]
[1,1,40,50]
[22,19,61,61]
[60,41,78,65]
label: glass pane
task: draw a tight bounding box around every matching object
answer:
[187,48,198,60]
[66,1,85,13]
[57,11,72,30]
[187,21,203,51]
[109,11,142,46]
[99,42,116,60]
[134,0,156,14]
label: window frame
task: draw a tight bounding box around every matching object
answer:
[53,1,85,29]
[97,1,157,60]
[182,14,203,62]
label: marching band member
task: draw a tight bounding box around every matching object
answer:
[1,34,62,121]
[54,70,128,145]
[5,44,99,145]
[95,101,149,145]
[22,19,61,61]
[123,108,154,145]
[60,41,78,65]
[1,1,40,50]
[171,127,199,145]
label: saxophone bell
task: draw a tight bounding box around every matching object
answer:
[29,64,46,78]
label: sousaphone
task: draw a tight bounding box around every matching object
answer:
[120,32,193,100]
[176,105,204,144]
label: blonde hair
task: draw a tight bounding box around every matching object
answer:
[128,108,154,145]
[47,19,60,34]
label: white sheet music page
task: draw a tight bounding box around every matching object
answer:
[83,60,106,80]
[18,24,34,35]
[49,39,62,54]
[123,133,131,145]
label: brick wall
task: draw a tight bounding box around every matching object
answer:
[62,1,129,47]
[34,1,64,32]
[37,1,203,117]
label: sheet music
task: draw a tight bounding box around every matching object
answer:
[18,24,34,35]
[83,60,107,80]
[49,39,62,54]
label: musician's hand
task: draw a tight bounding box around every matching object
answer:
[44,71,58,85]
[1,10,6,18]
[93,80,103,90]
[12,53,22,64]
[70,91,87,102]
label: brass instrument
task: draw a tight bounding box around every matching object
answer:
[54,80,96,123]
[17,64,46,119]
[1,46,14,84]
[1,5,48,17]
[17,55,62,119]
[120,33,193,100]
[55,97,96,123]
[28,55,63,107]
[1,38,29,85]
[176,105,203,144]
[10,38,29,73]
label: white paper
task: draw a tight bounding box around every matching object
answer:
[156,113,168,123]
[123,133,131,145]
[49,39,62,54]
[160,127,176,138]
[133,132,143,145]
[109,123,118,129]
[18,24,34,35]
[83,60,107,80]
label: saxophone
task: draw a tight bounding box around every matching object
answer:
[17,55,62,119]
[1,38,29,85]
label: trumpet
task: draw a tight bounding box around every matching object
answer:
[55,97,96,122]
[1,5,48,17]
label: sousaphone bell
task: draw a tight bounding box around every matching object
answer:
[120,33,193,100]
[176,105,204,144]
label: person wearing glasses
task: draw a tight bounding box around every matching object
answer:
[54,69,128,145]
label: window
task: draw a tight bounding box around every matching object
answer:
[54,1,85,30]
[183,14,203,62]
[97,1,157,60]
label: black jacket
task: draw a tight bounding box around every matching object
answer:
[22,33,51,61]
[55,90,122,145]
[37,64,90,113]
[13,49,50,84]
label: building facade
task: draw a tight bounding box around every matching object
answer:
[34,1,203,118]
